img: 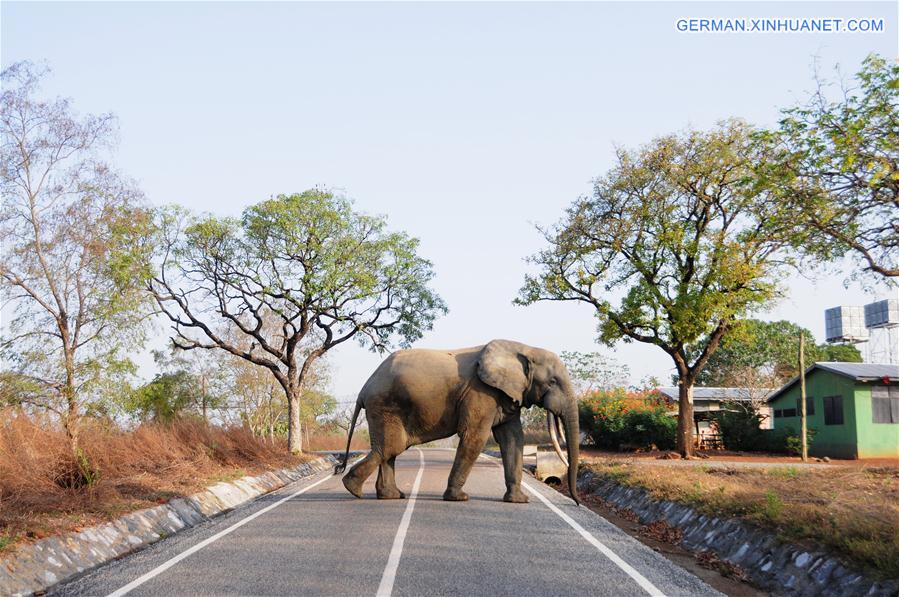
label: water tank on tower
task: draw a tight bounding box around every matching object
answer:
[824,306,869,343]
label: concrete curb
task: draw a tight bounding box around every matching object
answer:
[578,470,899,597]
[0,455,340,597]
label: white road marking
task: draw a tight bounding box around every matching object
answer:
[105,471,335,597]
[478,454,666,597]
[376,448,426,597]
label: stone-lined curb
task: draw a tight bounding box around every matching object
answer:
[1,455,341,597]
[577,470,899,597]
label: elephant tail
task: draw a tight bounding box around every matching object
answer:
[334,400,363,475]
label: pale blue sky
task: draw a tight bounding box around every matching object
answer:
[3,2,897,400]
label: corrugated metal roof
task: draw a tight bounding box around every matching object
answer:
[766,362,899,403]
[657,387,776,402]
[814,362,899,379]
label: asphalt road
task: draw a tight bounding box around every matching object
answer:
[54,449,721,597]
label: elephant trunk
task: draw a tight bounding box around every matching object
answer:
[546,399,580,506]
[560,401,580,505]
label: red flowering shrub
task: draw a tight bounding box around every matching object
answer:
[578,389,676,450]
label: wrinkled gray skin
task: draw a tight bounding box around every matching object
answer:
[335,340,580,505]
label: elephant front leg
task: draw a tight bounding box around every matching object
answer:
[444,419,493,502]
[493,416,528,503]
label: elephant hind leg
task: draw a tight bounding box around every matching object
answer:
[444,417,493,502]
[375,417,409,499]
[342,451,382,498]
[376,456,405,499]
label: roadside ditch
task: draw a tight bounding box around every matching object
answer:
[560,468,899,597]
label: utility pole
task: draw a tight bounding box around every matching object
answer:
[799,333,808,462]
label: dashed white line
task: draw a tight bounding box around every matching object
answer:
[376,448,425,597]
[105,471,335,597]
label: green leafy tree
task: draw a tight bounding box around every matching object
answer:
[695,319,862,387]
[518,121,792,456]
[149,348,228,422]
[818,343,864,363]
[761,54,899,279]
[149,191,446,453]
[126,370,198,423]
[0,62,153,439]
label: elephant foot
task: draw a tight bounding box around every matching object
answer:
[342,475,364,499]
[443,487,469,502]
[376,488,406,500]
[503,488,529,503]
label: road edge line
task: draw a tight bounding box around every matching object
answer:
[479,453,666,597]
[105,471,336,597]
[522,482,667,597]
[376,448,426,597]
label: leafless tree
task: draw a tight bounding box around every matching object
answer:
[0,62,153,439]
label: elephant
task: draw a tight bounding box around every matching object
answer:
[335,339,580,505]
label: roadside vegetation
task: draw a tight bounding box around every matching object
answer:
[581,459,899,579]
[0,409,370,554]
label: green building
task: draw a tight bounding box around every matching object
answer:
[767,363,899,459]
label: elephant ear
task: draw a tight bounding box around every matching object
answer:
[477,340,531,405]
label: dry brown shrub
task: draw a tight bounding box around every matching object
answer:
[0,409,309,552]
[304,429,370,452]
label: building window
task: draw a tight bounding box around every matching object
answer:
[774,409,782,418]
[823,395,844,425]
[872,386,899,424]
[782,408,797,417]
[795,396,815,416]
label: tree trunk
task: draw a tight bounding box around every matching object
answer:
[62,338,79,444]
[676,378,695,458]
[201,375,208,422]
[287,378,302,454]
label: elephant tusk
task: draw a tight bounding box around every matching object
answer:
[554,411,567,445]
[547,412,569,467]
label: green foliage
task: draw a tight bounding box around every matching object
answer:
[784,426,816,456]
[757,426,816,455]
[695,319,861,386]
[125,371,198,423]
[768,466,801,479]
[763,490,784,520]
[55,447,102,490]
[75,447,101,489]
[300,389,337,424]
[759,53,899,279]
[578,389,676,450]
[156,190,446,355]
[711,403,767,451]
[818,343,864,363]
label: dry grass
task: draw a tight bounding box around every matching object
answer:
[0,409,313,554]
[583,459,899,579]
[304,429,370,452]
